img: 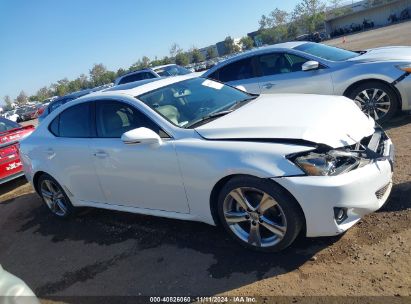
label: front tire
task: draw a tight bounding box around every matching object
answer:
[345,81,399,123]
[38,174,75,218]
[217,176,304,252]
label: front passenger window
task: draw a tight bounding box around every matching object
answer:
[96,100,161,138]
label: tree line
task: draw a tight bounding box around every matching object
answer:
[2,0,335,110]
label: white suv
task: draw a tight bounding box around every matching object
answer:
[114,64,191,85]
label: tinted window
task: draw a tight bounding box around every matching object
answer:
[119,72,156,85]
[257,53,291,75]
[96,100,160,138]
[218,57,254,82]
[59,103,91,138]
[207,70,219,81]
[49,116,59,136]
[154,65,191,77]
[285,53,308,71]
[294,42,359,61]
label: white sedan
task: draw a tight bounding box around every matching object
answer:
[20,75,394,251]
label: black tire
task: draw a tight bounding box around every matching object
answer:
[217,176,304,252]
[345,81,399,124]
[37,173,76,218]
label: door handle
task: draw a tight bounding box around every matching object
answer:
[93,151,108,158]
[46,148,55,159]
[263,83,275,89]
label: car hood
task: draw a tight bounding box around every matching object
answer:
[349,46,411,62]
[195,94,375,149]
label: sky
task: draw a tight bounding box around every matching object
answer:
[0,0,305,103]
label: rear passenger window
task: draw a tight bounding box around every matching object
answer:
[49,116,59,136]
[218,57,255,82]
[51,103,91,138]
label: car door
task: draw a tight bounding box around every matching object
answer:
[254,52,334,94]
[46,102,106,203]
[209,56,261,94]
[90,99,189,213]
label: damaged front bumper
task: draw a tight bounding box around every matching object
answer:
[275,127,394,237]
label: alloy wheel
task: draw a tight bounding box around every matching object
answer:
[40,179,68,216]
[223,187,287,248]
[354,88,391,121]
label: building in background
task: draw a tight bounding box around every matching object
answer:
[199,45,219,59]
[325,0,411,35]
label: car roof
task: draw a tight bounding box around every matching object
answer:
[117,64,178,78]
[104,78,162,92]
[88,73,199,98]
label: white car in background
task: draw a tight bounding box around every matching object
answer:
[3,110,21,123]
[20,75,394,252]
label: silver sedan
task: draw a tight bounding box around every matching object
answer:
[203,42,411,123]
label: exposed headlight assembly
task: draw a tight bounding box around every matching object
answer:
[292,150,362,176]
[396,63,411,73]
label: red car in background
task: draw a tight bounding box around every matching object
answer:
[0,117,35,184]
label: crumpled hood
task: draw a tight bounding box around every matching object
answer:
[195,94,375,148]
[348,46,411,62]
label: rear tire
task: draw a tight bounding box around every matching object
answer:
[345,81,399,123]
[37,173,75,218]
[217,176,304,252]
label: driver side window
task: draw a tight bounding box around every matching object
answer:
[257,52,308,76]
[95,100,165,138]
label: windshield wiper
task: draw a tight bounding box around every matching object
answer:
[185,96,257,129]
[228,96,256,110]
[185,110,234,128]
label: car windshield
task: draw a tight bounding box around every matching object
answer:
[137,78,255,128]
[154,65,191,77]
[0,117,20,132]
[294,42,359,61]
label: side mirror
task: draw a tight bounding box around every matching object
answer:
[302,61,320,71]
[121,127,161,145]
[235,85,248,92]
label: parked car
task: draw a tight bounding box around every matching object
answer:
[203,41,411,123]
[0,117,35,184]
[22,105,38,121]
[3,110,21,123]
[38,84,112,122]
[114,64,191,85]
[20,75,394,252]
[0,264,39,303]
[34,103,48,118]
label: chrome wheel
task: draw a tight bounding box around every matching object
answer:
[40,179,68,216]
[354,88,391,121]
[223,187,287,248]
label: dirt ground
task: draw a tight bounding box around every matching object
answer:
[1,25,411,303]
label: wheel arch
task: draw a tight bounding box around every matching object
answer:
[209,174,306,234]
[343,78,402,109]
[32,171,48,196]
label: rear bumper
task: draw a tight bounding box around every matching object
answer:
[0,171,24,185]
[395,73,411,111]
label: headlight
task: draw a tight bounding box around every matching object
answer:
[396,64,411,73]
[293,151,359,176]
